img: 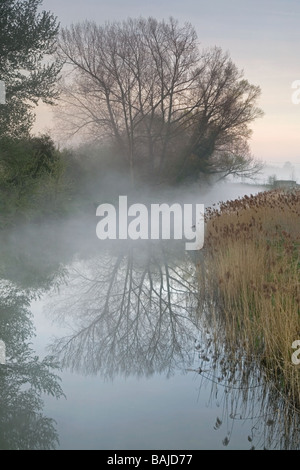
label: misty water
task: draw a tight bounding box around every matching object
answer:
[1,183,299,450]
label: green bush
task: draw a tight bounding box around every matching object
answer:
[0,134,73,227]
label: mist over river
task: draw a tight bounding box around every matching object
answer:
[1,181,299,450]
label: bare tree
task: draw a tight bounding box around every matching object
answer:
[56,17,263,184]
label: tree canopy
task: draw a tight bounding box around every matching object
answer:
[0,0,61,137]
[57,17,264,184]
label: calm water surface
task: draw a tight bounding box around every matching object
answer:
[1,183,299,450]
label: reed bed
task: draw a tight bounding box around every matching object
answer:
[198,189,300,408]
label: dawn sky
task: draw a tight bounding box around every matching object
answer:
[35,0,300,165]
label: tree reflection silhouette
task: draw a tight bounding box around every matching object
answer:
[47,240,300,450]
[0,281,65,450]
[49,241,201,378]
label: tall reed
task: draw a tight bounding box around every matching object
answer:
[198,189,300,407]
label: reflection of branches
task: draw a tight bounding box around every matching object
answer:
[0,281,65,450]
[44,239,300,449]
[188,335,300,450]
[48,242,201,378]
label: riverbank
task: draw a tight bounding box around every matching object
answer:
[199,188,300,408]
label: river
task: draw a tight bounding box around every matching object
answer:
[1,182,299,450]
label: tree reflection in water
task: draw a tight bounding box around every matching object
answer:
[0,281,65,450]
[46,240,300,450]
[49,241,201,378]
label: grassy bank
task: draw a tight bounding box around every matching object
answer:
[199,189,300,408]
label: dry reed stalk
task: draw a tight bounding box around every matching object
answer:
[199,189,300,407]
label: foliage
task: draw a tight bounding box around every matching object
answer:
[0,134,73,227]
[0,280,65,449]
[0,0,61,137]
